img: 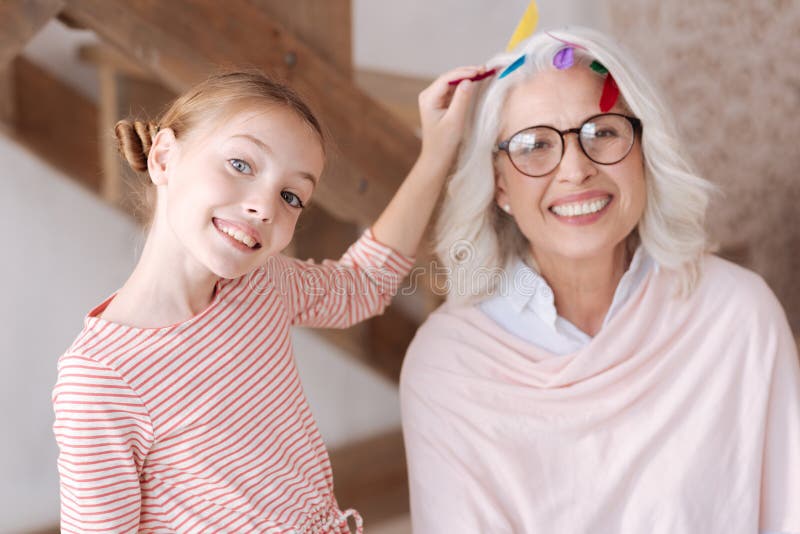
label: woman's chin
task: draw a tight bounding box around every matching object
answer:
[531,238,624,265]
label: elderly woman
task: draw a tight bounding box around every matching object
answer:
[400,27,800,533]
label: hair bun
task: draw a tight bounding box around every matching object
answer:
[114,120,159,173]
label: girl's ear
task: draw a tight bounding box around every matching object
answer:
[147,128,177,186]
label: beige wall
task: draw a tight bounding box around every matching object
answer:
[353,0,608,78]
[606,0,800,333]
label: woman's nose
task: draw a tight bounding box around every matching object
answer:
[555,135,596,185]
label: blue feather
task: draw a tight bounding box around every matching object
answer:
[499,54,526,79]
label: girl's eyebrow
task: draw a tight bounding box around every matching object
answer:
[298,172,319,186]
[230,134,319,186]
[230,134,272,153]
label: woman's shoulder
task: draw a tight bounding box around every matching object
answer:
[699,254,779,307]
[403,300,488,369]
[691,254,789,333]
[412,300,476,337]
[401,302,476,390]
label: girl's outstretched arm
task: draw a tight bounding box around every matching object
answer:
[257,66,489,329]
[371,65,486,257]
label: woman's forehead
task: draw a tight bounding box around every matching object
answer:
[501,67,608,131]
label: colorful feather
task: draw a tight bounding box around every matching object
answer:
[545,32,588,51]
[499,54,527,79]
[599,74,620,112]
[590,60,609,75]
[506,1,539,52]
[553,47,575,70]
[447,68,499,86]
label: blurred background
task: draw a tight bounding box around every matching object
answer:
[1,0,797,532]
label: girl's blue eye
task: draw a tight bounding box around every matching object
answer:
[229,158,252,174]
[281,191,305,209]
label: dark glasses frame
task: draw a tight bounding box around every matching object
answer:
[495,113,643,178]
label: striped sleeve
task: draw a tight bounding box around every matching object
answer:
[266,228,416,328]
[52,354,154,534]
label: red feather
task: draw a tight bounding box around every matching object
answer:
[599,74,620,112]
[447,68,499,86]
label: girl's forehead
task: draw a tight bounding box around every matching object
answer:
[188,105,309,145]
[211,105,291,133]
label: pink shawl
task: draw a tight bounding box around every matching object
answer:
[401,255,800,533]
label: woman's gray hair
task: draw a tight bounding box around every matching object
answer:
[434,26,716,303]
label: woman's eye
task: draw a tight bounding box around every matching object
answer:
[228,158,252,174]
[594,128,619,138]
[514,141,551,156]
[281,190,305,209]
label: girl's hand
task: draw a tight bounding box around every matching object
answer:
[370,66,490,257]
[417,66,487,169]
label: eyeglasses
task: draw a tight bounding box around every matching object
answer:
[495,113,642,178]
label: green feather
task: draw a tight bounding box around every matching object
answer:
[590,61,608,75]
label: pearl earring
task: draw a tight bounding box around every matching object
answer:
[503,204,511,214]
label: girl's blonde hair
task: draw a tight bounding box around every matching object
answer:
[114,71,324,228]
[435,26,716,303]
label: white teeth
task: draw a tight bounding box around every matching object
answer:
[551,197,610,217]
[219,225,257,248]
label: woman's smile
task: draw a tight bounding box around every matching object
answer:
[548,192,614,225]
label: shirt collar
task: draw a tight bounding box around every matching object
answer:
[503,245,655,329]
[505,258,558,326]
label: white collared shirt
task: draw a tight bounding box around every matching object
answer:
[478,247,655,355]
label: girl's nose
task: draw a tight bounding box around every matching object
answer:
[245,196,275,223]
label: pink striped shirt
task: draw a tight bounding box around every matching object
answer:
[52,229,415,534]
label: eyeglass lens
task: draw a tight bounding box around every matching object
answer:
[507,114,636,177]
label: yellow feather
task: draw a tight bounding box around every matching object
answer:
[506,1,540,52]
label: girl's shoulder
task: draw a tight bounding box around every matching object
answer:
[57,324,131,380]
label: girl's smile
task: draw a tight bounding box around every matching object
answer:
[212,217,263,250]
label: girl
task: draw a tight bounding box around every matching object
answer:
[52,67,484,534]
